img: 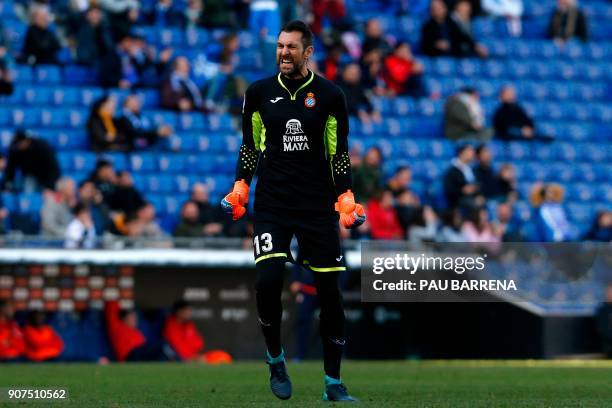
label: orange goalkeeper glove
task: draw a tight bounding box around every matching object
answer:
[334,190,366,229]
[221,179,249,220]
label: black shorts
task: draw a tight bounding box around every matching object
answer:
[253,211,346,272]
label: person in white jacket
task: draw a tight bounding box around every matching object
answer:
[482,0,523,36]
[64,202,97,249]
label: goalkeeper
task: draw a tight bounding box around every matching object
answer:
[221,20,365,402]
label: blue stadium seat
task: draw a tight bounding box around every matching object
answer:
[63,65,98,86]
[52,87,81,106]
[12,108,40,127]
[23,86,53,105]
[207,114,235,132]
[1,193,16,212]
[173,175,199,194]
[17,193,43,213]
[158,154,186,173]
[144,174,174,194]
[35,65,62,83]
[177,113,205,131]
[130,153,158,172]
[72,152,97,172]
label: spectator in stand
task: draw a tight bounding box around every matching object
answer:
[190,183,224,236]
[136,203,167,239]
[443,144,482,210]
[148,0,186,27]
[109,211,144,237]
[184,0,204,28]
[362,18,393,57]
[548,0,588,44]
[203,33,247,115]
[0,300,25,361]
[395,189,424,234]
[532,183,575,242]
[360,49,387,96]
[161,56,204,112]
[473,145,517,201]
[23,311,64,362]
[87,95,130,152]
[336,63,381,125]
[41,177,77,237]
[584,211,611,242]
[78,180,111,234]
[200,0,240,28]
[0,192,7,234]
[352,146,383,203]
[462,207,502,249]
[89,160,117,205]
[383,41,428,98]
[493,85,553,141]
[0,36,13,95]
[163,300,204,361]
[97,0,140,41]
[367,190,404,239]
[450,0,489,58]
[174,201,205,237]
[108,171,145,214]
[2,129,61,192]
[64,202,97,249]
[75,7,114,66]
[21,5,62,65]
[386,166,412,197]
[482,0,523,37]
[100,34,170,89]
[595,283,612,357]
[117,94,173,150]
[437,209,467,242]
[105,300,170,361]
[408,205,439,244]
[492,201,523,241]
[322,45,344,83]
[444,87,493,141]
[310,0,347,35]
[421,0,454,57]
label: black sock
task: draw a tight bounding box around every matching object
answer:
[255,258,286,358]
[313,272,345,379]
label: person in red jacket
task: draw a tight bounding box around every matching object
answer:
[105,301,170,362]
[0,300,25,361]
[23,311,64,362]
[163,300,204,361]
[367,190,405,240]
[383,42,428,98]
[163,300,232,364]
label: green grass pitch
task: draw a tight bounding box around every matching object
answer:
[1,360,611,407]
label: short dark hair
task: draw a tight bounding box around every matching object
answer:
[395,165,411,175]
[475,144,489,156]
[171,299,191,314]
[455,143,473,156]
[280,20,314,49]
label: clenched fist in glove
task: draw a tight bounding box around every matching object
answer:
[334,190,366,229]
[221,179,250,220]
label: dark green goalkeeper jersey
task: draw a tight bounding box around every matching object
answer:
[235,69,353,215]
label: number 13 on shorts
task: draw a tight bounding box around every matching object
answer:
[254,233,273,255]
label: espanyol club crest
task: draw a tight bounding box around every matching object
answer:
[304,92,316,108]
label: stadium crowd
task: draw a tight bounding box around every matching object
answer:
[0,0,609,248]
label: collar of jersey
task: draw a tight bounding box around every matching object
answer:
[277,70,315,101]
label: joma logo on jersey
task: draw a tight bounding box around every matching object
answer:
[283,119,310,152]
